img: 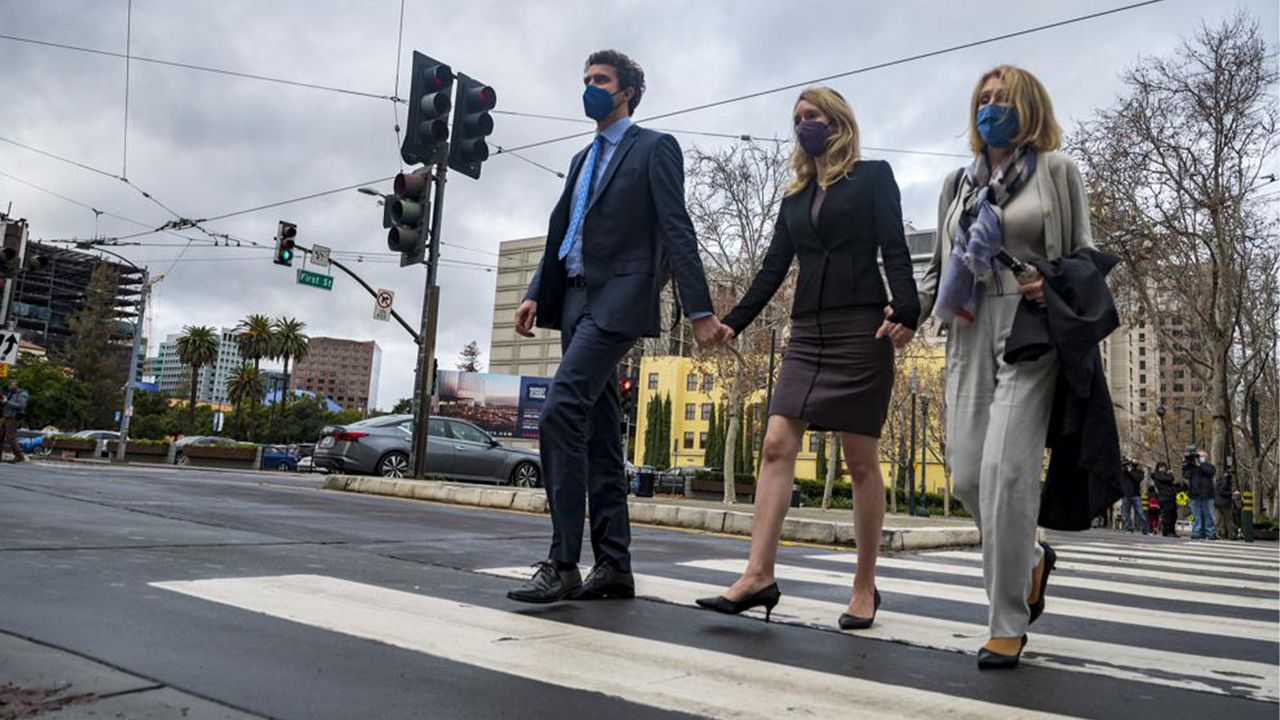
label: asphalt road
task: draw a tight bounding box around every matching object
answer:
[1,461,1276,719]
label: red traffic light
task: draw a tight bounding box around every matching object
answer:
[426,63,453,89]
[463,84,497,111]
[619,378,634,394]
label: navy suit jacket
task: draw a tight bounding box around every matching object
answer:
[526,124,714,337]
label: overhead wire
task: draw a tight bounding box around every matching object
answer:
[492,0,1168,156]
[0,32,395,101]
[122,0,132,177]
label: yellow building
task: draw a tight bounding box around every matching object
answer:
[632,348,950,493]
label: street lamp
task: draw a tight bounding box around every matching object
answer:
[356,187,385,206]
[1155,405,1172,467]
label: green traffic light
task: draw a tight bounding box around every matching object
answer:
[282,249,293,262]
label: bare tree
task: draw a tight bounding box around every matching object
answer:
[685,141,796,503]
[1070,12,1278,512]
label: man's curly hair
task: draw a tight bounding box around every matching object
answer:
[585,49,645,115]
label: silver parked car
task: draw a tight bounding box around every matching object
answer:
[312,414,542,486]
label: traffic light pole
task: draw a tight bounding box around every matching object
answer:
[410,158,448,479]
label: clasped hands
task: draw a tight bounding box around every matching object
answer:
[875,305,914,349]
[692,315,734,349]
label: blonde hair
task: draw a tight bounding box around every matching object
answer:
[785,86,861,195]
[967,65,1061,154]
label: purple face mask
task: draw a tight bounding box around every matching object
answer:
[795,119,831,156]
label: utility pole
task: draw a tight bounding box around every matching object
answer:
[919,395,929,513]
[410,159,447,479]
[908,368,918,515]
[116,268,149,461]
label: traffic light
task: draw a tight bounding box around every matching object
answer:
[1,220,23,278]
[274,221,297,266]
[388,169,431,267]
[448,73,496,179]
[619,377,634,413]
[401,52,454,166]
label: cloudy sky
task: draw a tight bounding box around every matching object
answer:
[1,0,1276,407]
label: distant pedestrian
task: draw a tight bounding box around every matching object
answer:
[1145,480,1160,534]
[1214,471,1237,541]
[1186,450,1217,540]
[1120,459,1147,534]
[0,379,30,463]
[1150,462,1178,537]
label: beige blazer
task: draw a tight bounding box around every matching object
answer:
[917,150,1096,323]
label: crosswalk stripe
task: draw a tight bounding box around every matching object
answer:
[1068,540,1279,563]
[1049,545,1280,573]
[152,574,1082,720]
[476,566,1279,702]
[926,551,1279,593]
[1048,550,1279,579]
[682,559,1278,641]
[802,554,1279,611]
[1056,544,1279,570]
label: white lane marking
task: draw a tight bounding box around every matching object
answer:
[1049,550,1279,579]
[1066,540,1279,563]
[681,559,1278,641]
[924,551,1279,593]
[803,554,1278,611]
[151,574,1081,720]
[473,566,1279,702]
[1056,545,1279,571]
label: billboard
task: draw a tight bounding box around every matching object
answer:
[434,370,551,440]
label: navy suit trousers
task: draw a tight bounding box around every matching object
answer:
[541,287,638,571]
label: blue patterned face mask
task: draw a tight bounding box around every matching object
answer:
[976,105,1019,148]
[583,85,621,120]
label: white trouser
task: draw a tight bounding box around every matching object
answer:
[945,294,1058,638]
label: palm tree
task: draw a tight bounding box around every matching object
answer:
[226,364,264,439]
[175,325,219,432]
[273,316,310,409]
[235,314,275,441]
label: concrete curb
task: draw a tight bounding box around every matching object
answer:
[323,475,981,550]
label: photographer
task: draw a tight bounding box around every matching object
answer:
[1150,462,1179,537]
[1120,459,1147,534]
[1185,449,1217,540]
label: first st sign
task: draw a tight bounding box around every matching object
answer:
[296,269,333,291]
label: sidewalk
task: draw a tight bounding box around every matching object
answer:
[323,475,982,550]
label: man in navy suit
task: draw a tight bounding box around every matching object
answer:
[508,49,725,603]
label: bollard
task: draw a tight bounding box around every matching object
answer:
[1242,491,1254,543]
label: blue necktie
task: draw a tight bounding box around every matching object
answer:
[558,135,604,261]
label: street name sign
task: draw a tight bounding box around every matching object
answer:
[296,269,334,291]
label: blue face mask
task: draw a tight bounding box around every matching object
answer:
[976,105,1019,148]
[583,85,622,121]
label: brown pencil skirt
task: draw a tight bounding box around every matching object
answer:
[768,305,894,438]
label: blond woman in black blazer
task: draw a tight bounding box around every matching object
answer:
[696,86,918,629]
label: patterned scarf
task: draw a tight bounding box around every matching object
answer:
[934,147,1037,325]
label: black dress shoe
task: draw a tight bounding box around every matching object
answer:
[837,588,881,631]
[977,635,1028,670]
[1028,542,1057,625]
[572,562,636,600]
[507,560,581,604]
[695,583,782,622]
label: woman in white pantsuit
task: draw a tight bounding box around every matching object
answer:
[917,65,1095,669]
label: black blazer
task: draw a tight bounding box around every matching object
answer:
[526,124,714,338]
[722,160,919,335]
